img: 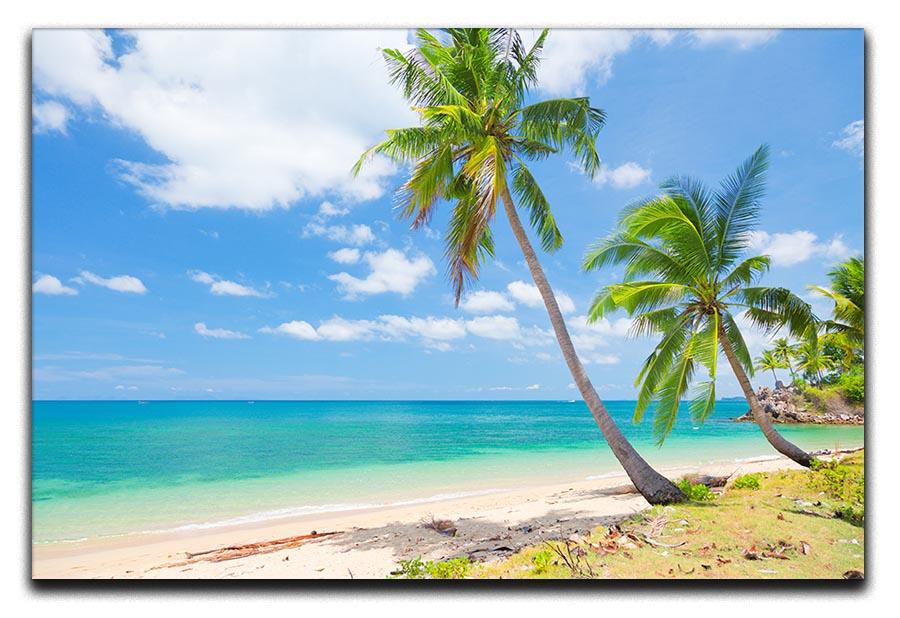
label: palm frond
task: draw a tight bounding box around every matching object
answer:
[511,160,563,252]
[712,145,769,274]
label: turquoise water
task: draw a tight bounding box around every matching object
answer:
[32,400,864,543]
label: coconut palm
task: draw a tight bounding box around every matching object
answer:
[755,350,787,387]
[771,337,798,381]
[795,337,836,385]
[354,28,684,503]
[810,256,864,371]
[809,256,864,347]
[582,145,817,467]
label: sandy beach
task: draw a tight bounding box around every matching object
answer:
[32,454,808,579]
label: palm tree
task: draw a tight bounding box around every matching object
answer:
[809,256,864,346]
[354,28,683,503]
[755,350,787,387]
[810,256,864,371]
[582,145,817,467]
[771,337,798,381]
[795,337,836,386]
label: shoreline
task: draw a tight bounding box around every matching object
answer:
[32,452,823,579]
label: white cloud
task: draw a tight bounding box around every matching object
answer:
[527,29,776,96]
[525,383,541,391]
[568,314,633,353]
[747,230,853,267]
[531,30,643,95]
[460,290,515,314]
[379,315,468,342]
[259,320,320,341]
[77,270,147,294]
[304,222,375,246]
[506,280,575,314]
[570,160,652,190]
[689,30,779,50]
[317,201,350,218]
[580,352,621,365]
[188,270,269,297]
[32,100,69,134]
[33,274,77,295]
[329,249,436,298]
[114,385,139,391]
[328,248,361,264]
[595,161,652,189]
[194,322,250,340]
[465,315,522,341]
[32,30,415,210]
[833,120,864,158]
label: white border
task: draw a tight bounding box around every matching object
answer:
[3,0,896,613]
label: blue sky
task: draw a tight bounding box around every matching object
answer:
[31,28,864,400]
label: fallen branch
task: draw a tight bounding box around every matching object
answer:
[151,531,341,570]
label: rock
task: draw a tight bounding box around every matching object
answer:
[734,386,864,425]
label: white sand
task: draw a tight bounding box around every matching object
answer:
[32,454,804,579]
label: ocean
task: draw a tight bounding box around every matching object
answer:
[31,400,864,544]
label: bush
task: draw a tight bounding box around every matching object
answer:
[531,549,554,574]
[838,366,865,403]
[676,479,715,502]
[809,457,865,525]
[732,473,762,490]
[390,556,472,579]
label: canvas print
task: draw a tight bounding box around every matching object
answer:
[31,28,864,580]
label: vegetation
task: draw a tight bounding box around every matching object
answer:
[390,556,473,579]
[478,452,865,579]
[732,473,762,490]
[676,479,716,502]
[356,28,682,503]
[755,350,787,386]
[582,146,816,466]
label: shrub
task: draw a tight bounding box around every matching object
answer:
[732,473,762,490]
[390,556,472,579]
[676,478,715,502]
[531,549,554,574]
[838,366,865,403]
[809,457,865,525]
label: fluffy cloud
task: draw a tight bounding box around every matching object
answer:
[329,249,436,298]
[465,315,522,340]
[188,270,269,297]
[317,201,350,218]
[194,322,250,340]
[530,30,643,95]
[304,222,375,246]
[76,270,147,294]
[570,160,652,190]
[328,248,361,264]
[460,290,515,314]
[833,120,864,158]
[506,281,576,314]
[32,100,69,133]
[747,230,853,267]
[525,383,541,390]
[568,314,630,365]
[259,320,320,340]
[380,315,468,341]
[528,29,777,96]
[32,274,77,295]
[32,30,415,210]
[689,30,779,50]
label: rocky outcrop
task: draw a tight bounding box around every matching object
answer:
[734,385,864,425]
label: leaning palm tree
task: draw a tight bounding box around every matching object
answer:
[755,350,787,387]
[771,337,798,381]
[582,145,817,467]
[354,28,683,503]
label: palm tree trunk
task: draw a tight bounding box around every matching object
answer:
[500,189,684,503]
[770,368,777,386]
[718,331,812,467]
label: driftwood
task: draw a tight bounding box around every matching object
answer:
[151,531,341,570]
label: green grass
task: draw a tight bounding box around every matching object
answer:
[476,452,864,579]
